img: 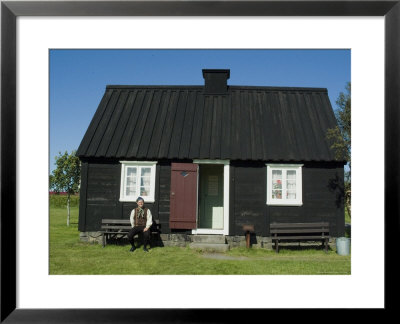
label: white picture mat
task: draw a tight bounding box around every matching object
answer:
[17,17,384,308]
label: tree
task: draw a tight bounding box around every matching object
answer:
[326,82,351,218]
[49,174,55,192]
[50,150,80,226]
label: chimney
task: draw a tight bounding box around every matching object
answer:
[202,69,230,95]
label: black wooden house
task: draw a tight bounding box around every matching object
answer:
[77,69,345,243]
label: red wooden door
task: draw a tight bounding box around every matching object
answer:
[169,163,198,229]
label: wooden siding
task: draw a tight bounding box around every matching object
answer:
[232,162,345,237]
[78,162,88,232]
[79,160,344,237]
[232,162,267,236]
[266,163,345,237]
[80,163,118,231]
[158,163,172,233]
[79,162,157,232]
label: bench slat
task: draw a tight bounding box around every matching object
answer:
[270,228,329,234]
[103,229,159,233]
[102,225,132,230]
[102,219,131,224]
[270,222,329,228]
[272,235,329,240]
[102,219,160,225]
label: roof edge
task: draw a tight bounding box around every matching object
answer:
[106,85,328,92]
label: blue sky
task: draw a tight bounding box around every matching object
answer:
[49,49,350,173]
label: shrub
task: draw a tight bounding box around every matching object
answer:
[49,193,80,208]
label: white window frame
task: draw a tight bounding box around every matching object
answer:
[266,164,303,206]
[119,161,157,203]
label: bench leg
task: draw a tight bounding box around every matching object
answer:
[275,240,279,253]
[102,233,106,248]
[325,238,328,253]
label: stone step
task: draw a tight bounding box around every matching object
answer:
[191,235,226,244]
[189,243,230,252]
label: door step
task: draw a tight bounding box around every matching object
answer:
[190,235,228,252]
[189,242,229,252]
[191,234,226,244]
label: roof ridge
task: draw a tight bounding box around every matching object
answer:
[106,85,328,92]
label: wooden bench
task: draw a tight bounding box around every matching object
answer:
[101,219,161,248]
[270,222,330,253]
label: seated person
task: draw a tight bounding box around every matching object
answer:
[127,196,152,252]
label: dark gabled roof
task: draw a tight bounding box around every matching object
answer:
[77,84,340,162]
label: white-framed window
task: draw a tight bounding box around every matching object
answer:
[266,164,303,206]
[119,161,157,202]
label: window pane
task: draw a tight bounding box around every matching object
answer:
[141,177,150,187]
[140,186,150,196]
[287,170,296,179]
[127,167,137,177]
[126,178,136,187]
[272,190,282,199]
[141,167,151,177]
[126,167,137,197]
[286,171,297,198]
[287,179,296,190]
[273,180,282,190]
[287,190,296,199]
[126,187,136,197]
[272,170,282,179]
[272,170,282,190]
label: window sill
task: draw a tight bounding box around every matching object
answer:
[267,202,303,206]
[119,198,155,203]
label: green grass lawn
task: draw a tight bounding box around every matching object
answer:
[50,206,351,275]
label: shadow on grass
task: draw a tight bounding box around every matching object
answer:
[104,237,165,249]
[272,244,332,252]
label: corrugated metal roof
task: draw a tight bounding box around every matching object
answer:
[77,85,341,162]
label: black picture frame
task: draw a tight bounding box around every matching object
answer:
[1,0,398,322]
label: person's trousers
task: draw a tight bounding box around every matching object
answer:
[127,226,150,247]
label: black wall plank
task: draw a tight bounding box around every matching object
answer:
[157,163,172,233]
[82,163,119,231]
[78,162,88,232]
[267,163,345,237]
[79,160,344,236]
[232,161,345,237]
[81,162,162,231]
[232,161,267,236]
